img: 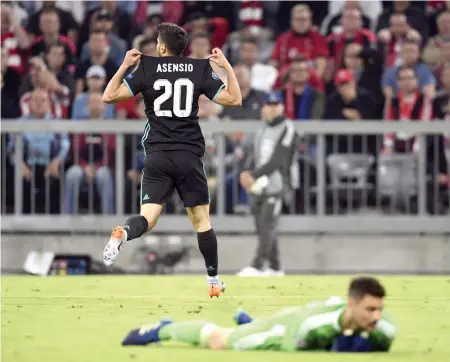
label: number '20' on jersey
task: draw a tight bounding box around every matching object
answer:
[123,55,225,156]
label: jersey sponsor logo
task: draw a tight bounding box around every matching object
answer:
[211,71,219,80]
[127,72,134,79]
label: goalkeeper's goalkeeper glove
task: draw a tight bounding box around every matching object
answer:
[331,331,371,352]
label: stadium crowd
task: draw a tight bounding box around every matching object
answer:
[1,0,449,215]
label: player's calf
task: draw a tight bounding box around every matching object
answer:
[122,319,231,350]
[187,205,218,277]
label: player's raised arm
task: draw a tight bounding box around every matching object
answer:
[208,48,242,107]
[102,49,143,104]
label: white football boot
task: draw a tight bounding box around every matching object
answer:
[103,226,128,266]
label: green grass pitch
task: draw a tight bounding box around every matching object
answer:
[2,275,450,362]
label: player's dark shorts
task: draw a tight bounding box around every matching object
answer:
[140,150,210,207]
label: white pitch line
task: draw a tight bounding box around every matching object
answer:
[2,295,450,300]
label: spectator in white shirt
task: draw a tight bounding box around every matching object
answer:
[238,38,278,92]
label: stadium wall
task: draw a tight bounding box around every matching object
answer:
[2,233,449,274]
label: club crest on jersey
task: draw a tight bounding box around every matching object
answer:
[212,71,219,80]
[127,73,134,79]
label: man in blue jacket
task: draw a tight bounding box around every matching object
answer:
[9,89,70,213]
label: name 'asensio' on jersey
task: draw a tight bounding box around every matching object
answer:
[156,63,194,72]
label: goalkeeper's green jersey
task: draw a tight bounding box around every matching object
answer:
[227,297,396,352]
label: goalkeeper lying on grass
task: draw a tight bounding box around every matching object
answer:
[122,277,396,352]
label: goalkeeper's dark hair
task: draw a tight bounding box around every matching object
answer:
[156,23,188,56]
[348,277,386,299]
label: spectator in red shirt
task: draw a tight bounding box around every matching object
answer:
[64,92,115,215]
[183,12,229,52]
[327,7,376,80]
[1,46,21,103]
[115,96,138,120]
[0,2,31,76]
[383,66,433,154]
[377,13,422,68]
[30,8,77,72]
[270,4,328,78]
[239,0,264,33]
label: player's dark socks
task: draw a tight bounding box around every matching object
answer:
[197,228,218,277]
[123,215,149,241]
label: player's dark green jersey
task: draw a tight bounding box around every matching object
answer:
[227,297,396,352]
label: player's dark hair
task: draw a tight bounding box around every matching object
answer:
[348,277,386,299]
[139,36,157,51]
[191,32,211,42]
[156,23,188,56]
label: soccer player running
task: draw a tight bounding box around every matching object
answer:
[122,277,397,352]
[101,23,242,297]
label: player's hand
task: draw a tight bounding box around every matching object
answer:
[123,49,143,68]
[209,48,230,69]
[45,158,61,178]
[84,165,96,183]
